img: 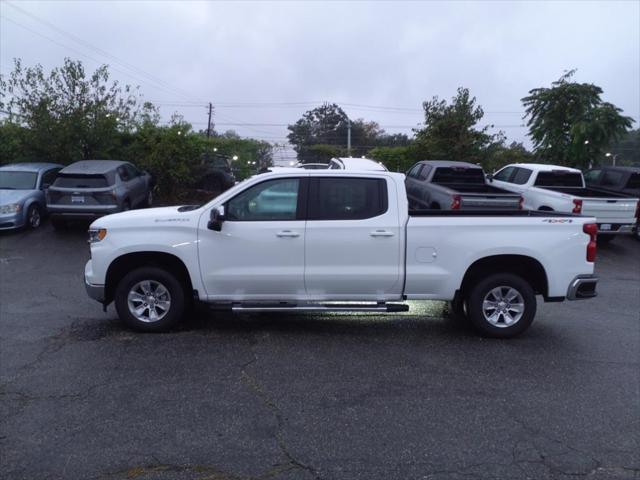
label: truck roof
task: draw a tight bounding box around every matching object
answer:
[508,163,582,173]
[419,160,482,169]
[260,168,404,180]
[331,157,388,171]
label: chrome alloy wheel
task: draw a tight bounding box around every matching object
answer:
[482,286,525,328]
[127,280,172,323]
[29,207,41,228]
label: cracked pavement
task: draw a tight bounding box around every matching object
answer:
[1,223,639,479]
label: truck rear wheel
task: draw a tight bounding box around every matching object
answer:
[465,273,536,338]
[114,267,186,332]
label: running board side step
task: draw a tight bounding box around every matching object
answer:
[227,302,409,313]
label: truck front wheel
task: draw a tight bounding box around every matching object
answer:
[114,267,186,332]
[465,273,536,338]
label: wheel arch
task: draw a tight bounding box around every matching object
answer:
[459,254,549,299]
[104,252,194,305]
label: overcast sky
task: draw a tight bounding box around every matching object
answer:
[2,0,639,163]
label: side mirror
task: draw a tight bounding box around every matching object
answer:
[208,206,225,231]
[486,173,494,183]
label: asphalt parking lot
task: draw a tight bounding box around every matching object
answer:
[1,222,639,480]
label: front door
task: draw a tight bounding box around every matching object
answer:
[304,176,402,300]
[198,177,307,301]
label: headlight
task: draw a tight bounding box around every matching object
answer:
[88,228,107,243]
[0,203,22,214]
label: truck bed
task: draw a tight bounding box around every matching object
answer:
[537,186,628,198]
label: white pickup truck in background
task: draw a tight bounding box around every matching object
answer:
[84,169,599,338]
[490,163,639,240]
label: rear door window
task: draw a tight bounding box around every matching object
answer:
[600,170,624,188]
[511,168,532,185]
[53,174,110,188]
[534,171,583,187]
[432,167,485,184]
[308,177,388,220]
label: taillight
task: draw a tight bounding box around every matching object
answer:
[451,195,461,210]
[583,223,597,262]
[518,196,524,210]
[635,200,640,221]
[572,199,583,214]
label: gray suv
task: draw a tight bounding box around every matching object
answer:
[47,160,153,228]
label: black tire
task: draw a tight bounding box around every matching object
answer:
[114,267,186,332]
[50,217,67,230]
[26,204,42,229]
[465,273,536,338]
[597,235,615,245]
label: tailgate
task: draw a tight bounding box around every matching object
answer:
[460,194,521,210]
[581,197,638,224]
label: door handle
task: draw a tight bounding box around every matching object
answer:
[276,230,300,238]
[370,230,395,237]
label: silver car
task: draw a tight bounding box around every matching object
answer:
[47,160,153,228]
[0,162,63,230]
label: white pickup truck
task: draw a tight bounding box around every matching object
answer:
[84,169,599,338]
[490,163,639,239]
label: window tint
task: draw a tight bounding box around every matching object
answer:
[117,166,130,181]
[583,169,602,184]
[124,164,141,178]
[432,167,485,184]
[626,173,640,189]
[226,178,300,221]
[309,177,387,220]
[601,170,624,188]
[534,171,583,187]
[53,174,109,188]
[0,171,38,189]
[407,164,423,178]
[418,165,431,180]
[511,168,532,185]
[493,166,515,182]
[41,169,60,187]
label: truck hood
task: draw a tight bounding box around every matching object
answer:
[91,206,202,229]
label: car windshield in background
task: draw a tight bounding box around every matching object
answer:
[535,171,583,187]
[0,171,38,190]
[432,167,485,184]
[53,174,109,188]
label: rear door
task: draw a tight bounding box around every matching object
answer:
[304,176,402,300]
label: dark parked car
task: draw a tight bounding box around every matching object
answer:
[0,162,63,230]
[194,154,236,193]
[46,160,153,228]
[584,165,640,239]
[405,160,522,210]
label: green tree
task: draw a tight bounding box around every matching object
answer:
[602,128,640,166]
[522,70,634,168]
[413,87,503,165]
[1,58,141,164]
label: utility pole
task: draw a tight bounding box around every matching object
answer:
[207,102,213,137]
[347,119,351,157]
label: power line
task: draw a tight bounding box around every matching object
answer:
[4,1,204,104]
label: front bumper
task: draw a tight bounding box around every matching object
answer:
[566,275,598,300]
[0,211,26,230]
[84,260,105,303]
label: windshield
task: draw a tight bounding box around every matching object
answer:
[0,171,38,190]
